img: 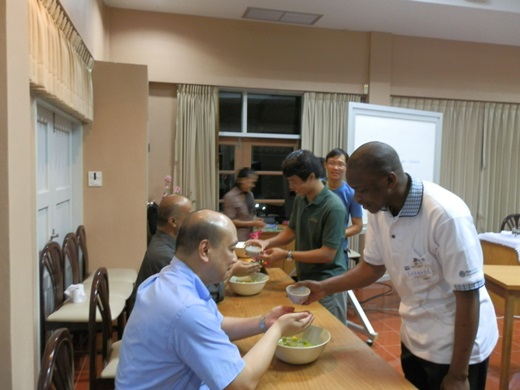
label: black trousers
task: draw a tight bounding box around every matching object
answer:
[401,343,489,390]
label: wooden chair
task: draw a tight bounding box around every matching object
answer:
[63,232,133,301]
[62,233,82,289]
[76,225,137,284]
[40,241,127,351]
[37,328,74,390]
[39,241,66,355]
[500,213,520,231]
[88,268,121,390]
[63,232,133,339]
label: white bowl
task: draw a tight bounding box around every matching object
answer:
[275,325,331,365]
[286,284,311,305]
[228,273,269,296]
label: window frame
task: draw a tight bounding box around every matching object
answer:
[219,90,302,140]
[218,89,302,210]
[219,137,298,205]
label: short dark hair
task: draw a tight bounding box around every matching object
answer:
[281,150,322,180]
[235,167,257,186]
[325,148,349,162]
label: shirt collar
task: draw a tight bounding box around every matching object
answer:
[171,256,213,302]
[305,186,328,206]
[399,175,423,217]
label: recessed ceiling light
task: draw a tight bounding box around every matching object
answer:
[243,7,322,26]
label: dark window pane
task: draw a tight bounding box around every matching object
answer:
[252,146,294,171]
[219,92,242,132]
[247,94,301,134]
[219,174,235,200]
[219,145,235,171]
[256,203,286,223]
[253,175,283,200]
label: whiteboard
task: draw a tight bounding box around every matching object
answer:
[347,103,443,226]
[347,102,443,183]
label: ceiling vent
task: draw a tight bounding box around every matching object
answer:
[243,7,322,26]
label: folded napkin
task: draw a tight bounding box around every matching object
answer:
[64,283,86,303]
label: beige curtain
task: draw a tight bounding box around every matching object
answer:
[301,92,363,157]
[478,103,520,232]
[391,97,485,217]
[174,85,219,211]
[29,0,94,122]
[391,97,520,233]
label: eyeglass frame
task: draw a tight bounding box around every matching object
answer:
[325,161,347,169]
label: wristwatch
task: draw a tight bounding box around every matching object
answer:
[286,250,293,261]
[259,315,267,332]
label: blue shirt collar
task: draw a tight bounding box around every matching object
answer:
[171,256,213,302]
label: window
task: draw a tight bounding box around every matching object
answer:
[219,91,301,137]
[219,91,301,220]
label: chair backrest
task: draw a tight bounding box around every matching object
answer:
[62,232,82,285]
[40,241,65,354]
[500,213,520,231]
[76,225,90,280]
[88,267,114,390]
[37,328,74,390]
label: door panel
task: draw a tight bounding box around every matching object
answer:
[36,106,73,245]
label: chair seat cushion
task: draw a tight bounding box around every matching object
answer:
[47,295,126,323]
[100,340,121,379]
[84,268,137,284]
[83,279,133,300]
[107,268,137,283]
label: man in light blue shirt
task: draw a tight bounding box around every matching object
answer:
[324,148,363,268]
[116,209,313,390]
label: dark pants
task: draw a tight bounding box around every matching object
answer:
[401,343,489,390]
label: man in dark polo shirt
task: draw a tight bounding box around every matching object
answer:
[128,194,194,315]
[250,150,347,323]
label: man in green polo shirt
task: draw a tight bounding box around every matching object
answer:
[250,150,347,323]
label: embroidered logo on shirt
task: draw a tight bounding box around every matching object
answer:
[404,257,432,280]
[458,268,478,278]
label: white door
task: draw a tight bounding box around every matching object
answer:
[36,104,82,337]
[36,106,74,248]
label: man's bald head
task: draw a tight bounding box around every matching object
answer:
[347,141,404,179]
[176,209,235,256]
[157,195,192,228]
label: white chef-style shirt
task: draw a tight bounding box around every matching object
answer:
[364,177,498,364]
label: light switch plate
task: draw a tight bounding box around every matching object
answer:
[88,171,103,187]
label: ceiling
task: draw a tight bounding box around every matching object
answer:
[103,0,520,47]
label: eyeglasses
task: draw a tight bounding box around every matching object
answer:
[326,161,346,169]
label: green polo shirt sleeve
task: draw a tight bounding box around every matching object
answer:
[321,197,347,249]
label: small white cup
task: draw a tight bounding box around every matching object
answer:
[286,284,311,305]
[245,245,262,258]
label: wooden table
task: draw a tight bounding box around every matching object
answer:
[219,268,415,389]
[483,265,520,390]
[481,239,520,266]
[480,237,520,314]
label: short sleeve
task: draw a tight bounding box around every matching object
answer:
[171,304,245,389]
[223,192,238,219]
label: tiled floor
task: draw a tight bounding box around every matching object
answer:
[74,284,520,389]
[346,283,520,390]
